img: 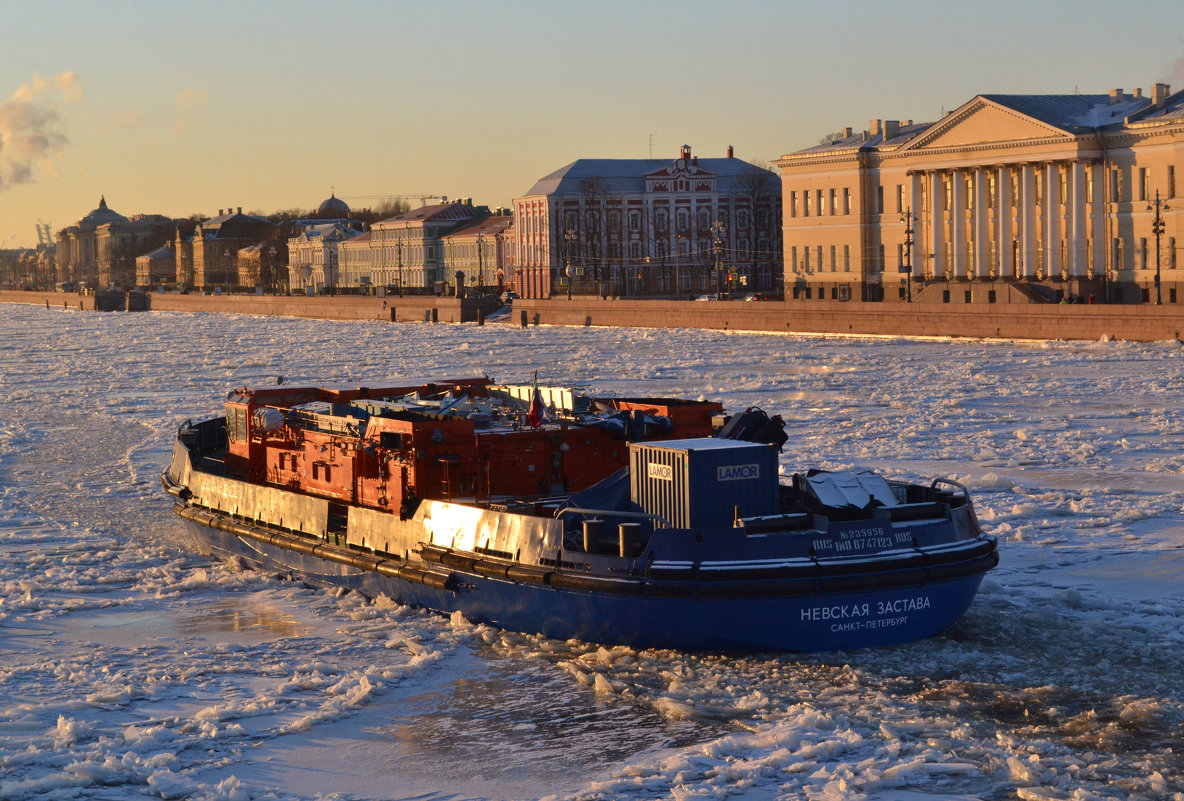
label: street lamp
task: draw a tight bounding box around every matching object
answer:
[477,233,486,295]
[900,207,917,302]
[1149,189,1169,305]
[711,221,725,299]
[396,233,404,297]
[405,222,413,293]
[564,228,576,300]
[674,233,683,297]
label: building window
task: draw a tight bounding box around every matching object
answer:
[1170,237,1177,270]
[676,209,689,232]
[802,246,809,271]
[829,188,837,215]
[789,191,797,218]
[791,246,798,270]
[1139,168,1150,202]
[1141,237,1148,270]
[843,188,851,215]
[1170,166,1177,199]
[829,245,836,272]
[816,189,823,216]
[816,245,823,271]
[629,241,641,259]
[845,245,851,272]
[896,184,904,214]
[803,192,810,217]
[876,186,884,214]
[629,211,641,232]
[1111,168,1123,202]
[1113,237,1124,270]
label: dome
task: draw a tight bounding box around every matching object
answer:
[317,193,350,218]
[76,195,128,228]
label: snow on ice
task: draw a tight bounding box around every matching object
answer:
[0,304,1182,800]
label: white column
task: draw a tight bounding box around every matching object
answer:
[951,170,966,278]
[998,165,1014,278]
[929,171,945,277]
[1091,161,1106,276]
[974,167,989,278]
[1021,163,1038,279]
[1070,161,1088,277]
[1045,162,1062,277]
[909,173,922,277]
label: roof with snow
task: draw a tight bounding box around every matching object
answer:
[788,87,1184,157]
[521,153,776,197]
[445,215,512,239]
[983,93,1151,132]
[139,244,173,260]
[375,202,475,226]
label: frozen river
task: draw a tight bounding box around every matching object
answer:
[1,303,1182,800]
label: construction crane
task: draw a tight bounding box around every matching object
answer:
[341,194,446,207]
[35,220,53,247]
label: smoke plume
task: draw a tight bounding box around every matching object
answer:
[0,72,81,193]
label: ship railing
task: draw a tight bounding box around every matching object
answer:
[554,505,673,529]
[930,477,971,505]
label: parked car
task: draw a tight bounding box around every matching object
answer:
[501,291,521,304]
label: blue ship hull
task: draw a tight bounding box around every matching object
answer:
[165,396,997,653]
[176,514,990,652]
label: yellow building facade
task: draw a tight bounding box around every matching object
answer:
[776,85,1183,304]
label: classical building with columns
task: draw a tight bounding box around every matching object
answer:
[776,84,1183,304]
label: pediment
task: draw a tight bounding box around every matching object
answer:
[904,100,1070,152]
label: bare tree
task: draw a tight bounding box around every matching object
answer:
[734,160,779,288]
[353,197,410,224]
[819,131,846,145]
[579,177,609,286]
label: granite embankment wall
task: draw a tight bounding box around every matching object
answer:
[0,290,483,323]
[5,290,1184,341]
[512,298,1184,341]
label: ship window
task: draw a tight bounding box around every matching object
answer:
[379,432,404,449]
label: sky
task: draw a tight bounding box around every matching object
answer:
[1,0,1183,249]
